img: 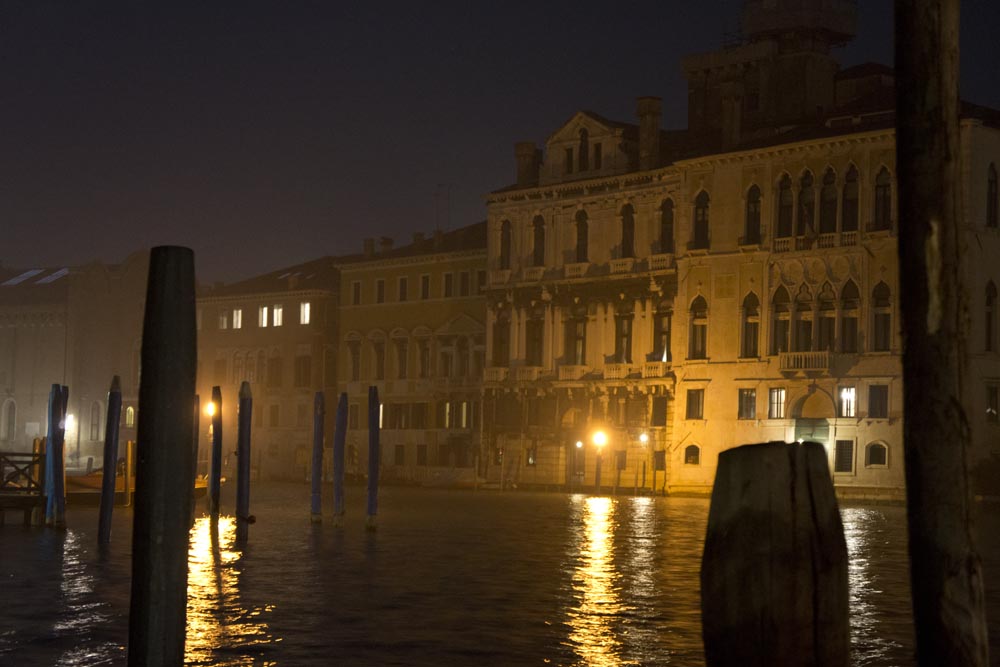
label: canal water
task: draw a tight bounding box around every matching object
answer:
[2,484,1000,666]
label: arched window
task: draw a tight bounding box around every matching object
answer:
[841,280,860,352]
[564,303,588,366]
[692,192,710,249]
[818,282,837,351]
[532,216,545,267]
[741,292,760,358]
[125,406,136,429]
[614,302,634,364]
[492,310,511,367]
[578,128,590,172]
[689,296,708,359]
[1,400,15,443]
[620,204,635,258]
[771,287,791,354]
[660,200,675,253]
[575,211,589,263]
[842,166,859,232]
[499,220,512,270]
[865,442,888,467]
[797,171,815,236]
[987,282,997,352]
[777,175,793,238]
[793,285,814,352]
[372,336,386,380]
[744,186,762,244]
[684,444,701,465]
[653,301,672,363]
[873,167,892,231]
[988,163,998,229]
[90,401,101,441]
[525,306,545,367]
[872,282,892,352]
[820,168,838,234]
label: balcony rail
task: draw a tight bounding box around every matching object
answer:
[558,365,589,381]
[609,257,635,274]
[774,237,792,252]
[603,363,632,380]
[564,262,590,279]
[817,233,837,248]
[841,230,858,245]
[648,253,675,271]
[490,269,512,286]
[522,266,545,281]
[642,360,670,378]
[779,350,830,372]
[513,366,541,382]
[484,367,509,383]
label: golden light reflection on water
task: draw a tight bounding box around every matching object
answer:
[567,496,629,667]
[186,515,276,666]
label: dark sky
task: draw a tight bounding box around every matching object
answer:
[2,1,998,284]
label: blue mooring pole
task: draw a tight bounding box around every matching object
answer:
[366,386,380,530]
[235,381,253,545]
[310,391,325,523]
[333,392,347,524]
[209,385,223,518]
[98,376,122,544]
[190,394,200,528]
[44,384,65,527]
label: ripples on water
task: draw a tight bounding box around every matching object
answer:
[1,485,999,666]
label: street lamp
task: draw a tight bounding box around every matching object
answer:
[639,432,649,445]
[592,430,608,448]
[204,401,217,418]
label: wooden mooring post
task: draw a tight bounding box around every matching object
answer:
[127,246,197,667]
[310,391,325,523]
[44,384,67,528]
[333,392,347,524]
[235,381,253,546]
[98,376,122,544]
[366,385,380,531]
[209,385,223,518]
[700,442,848,667]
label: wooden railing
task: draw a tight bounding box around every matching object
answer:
[0,451,46,495]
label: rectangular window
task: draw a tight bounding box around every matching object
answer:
[398,277,408,302]
[374,342,385,380]
[565,318,586,366]
[689,323,707,359]
[593,143,602,169]
[987,385,999,423]
[873,312,891,351]
[218,313,228,330]
[258,305,269,328]
[394,445,405,466]
[352,281,361,306]
[272,305,283,326]
[349,342,361,381]
[653,312,672,363]
[416,444,428,466]
[651,396,668,426]
[738,389,756,420]
[841,317,858,353]
[444,273,454,297]
[376,279,385,304]
[772,319,789,354]
[526,319,544,366]
[232,309,243,329]
[794,319,812,352]
[418,339,431,378]
[869,384,889,419]
[818,315,835,351]
[395,339,408,379]
[526,444,538,467]
[477,270,487,294]
[769,387,786,419]
[614,316,633,364]
[741,320,759,358]
[294,355,312,387]
[615,450,627,471]
[839,386,857,418]
[459,271,470,297]
[421,274,430,300]
[834,440,854,473]
[686,389,704,420]
[300,301,311,325]
[348,404,359,429]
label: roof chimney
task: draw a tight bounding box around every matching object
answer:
[379,236,394,253]
[637,97,662,171]
[515,141,542,187]
[363,238,375,257]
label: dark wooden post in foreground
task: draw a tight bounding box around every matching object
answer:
[701,442,847,667]
[98,376,122,544]
[333,392,347,523]
[896,2,989,664]
[235,381,253,545]
[310,391,325,523]
[209,385,223,518]
[127,246,197,667]
[366,386,380,530]
[44,384,67,528]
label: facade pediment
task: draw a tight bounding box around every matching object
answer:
[546,111,627,147]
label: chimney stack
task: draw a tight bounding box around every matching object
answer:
[637,97,662,171]
[515,141,542,187]
[363,238,375,257]
[379,236,394,254]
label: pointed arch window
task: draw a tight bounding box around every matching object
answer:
[532,216,545,267]
[575,211,589,263]
[620,205,635,258]
[872,282,892,351]
[744,186,762,244]
[818,282,837,351]
[578,128,590,172]
[689,296,708,359]
[797,171,815,236]
[741,292,760,358]
[820,169,838,234]
[988,163,998,228]
[499,220,512,270]
[125,406,135,429]
[692,192,710,249]
[777,175,793,238]
[842,166,859,232]
[873,168,892,231]
[841,280,860,353]
[793,285,814,352]
[987,282,997,352]
[659,200,675,253]
[771,287,791,354]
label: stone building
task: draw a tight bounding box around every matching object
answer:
[482,0,1000,499]
[334,224,487,486]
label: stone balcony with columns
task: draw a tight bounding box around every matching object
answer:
[779,350,831,373]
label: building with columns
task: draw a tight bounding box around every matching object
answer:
[482,0,1000,499]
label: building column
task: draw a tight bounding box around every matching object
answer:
[485,307,495,365]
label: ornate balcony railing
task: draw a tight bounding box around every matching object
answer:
[841,231,858,246]
[564,262,590,279]
[817,233,837,248]
[642,361,670,378]
[774,237,792,253]
[609,257,635,274]
[648,253,675,271]
[603,363,632,380]
[490,269,512,286]
[522,266,544,281]
[484,367,509,383]
[513,366,541,382]
[779,350,830,372]
[558,365,589,381]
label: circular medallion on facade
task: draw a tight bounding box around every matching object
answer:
[784,260,804,285]
[831,255,850,281]
[806,258,826,284]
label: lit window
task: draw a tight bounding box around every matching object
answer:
[839,386,857,418]
[300,301,311,325]
[218,313,228,330]
[738,388,756,420]
[258,305,269,328]
[686,389,704,420]
[272,305,283,327]
[834,440,854,473]
[768,388,786,419]
[125,406,135,428]
[232,309,242,329]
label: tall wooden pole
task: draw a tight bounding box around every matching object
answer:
[366,385,380,530]
[127,246,197,667]
[332,392,347,523]
[235,381,253,546]
[98,376,122,544]
[896,2,989,664]
[209,385,223,518]
[310,391,325,523]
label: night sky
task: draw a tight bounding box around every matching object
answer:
[2,1,998,284]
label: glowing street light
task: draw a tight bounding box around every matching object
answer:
[639,432,649,445]
[575,440,584,449]
[204,401,217,417]
[592,430,608,448]
[64,414,76,432]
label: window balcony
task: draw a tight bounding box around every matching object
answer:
[779,350,831,373]
[513,366,542,382]
[648,253,675,271]
[609,257,635,275]
[564,262,590,279]
[642,360,670,378]
[490,269,512,286]
[841,231,858,246]
[603,363,633,380]
[774,237,792,253]
[558,365,589,381]
[522,266,545,282]
[817,233,837,248]
[484,367,509,383]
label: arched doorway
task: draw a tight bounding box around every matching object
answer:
[791,388,835,444]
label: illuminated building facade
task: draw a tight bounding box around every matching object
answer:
[335,225,487,485]
[482,0,1000,498]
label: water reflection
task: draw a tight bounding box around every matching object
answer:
[566,495,629,666]
[186,516,276,666]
